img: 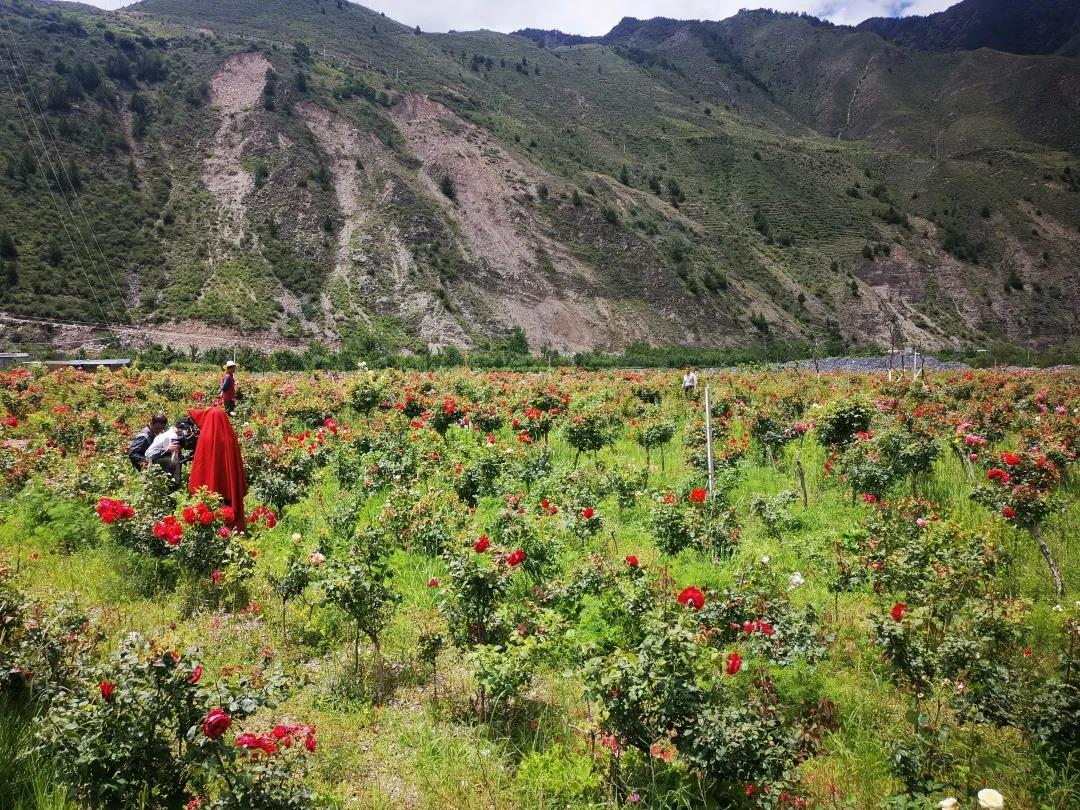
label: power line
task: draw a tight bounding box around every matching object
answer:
[5,29,134,317]
[0,14,131,321]
[0,38,122,327]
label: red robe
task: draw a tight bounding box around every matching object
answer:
[188,407,247,530]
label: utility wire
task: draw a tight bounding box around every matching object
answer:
[0,13,131,321]
[0,39,121,327]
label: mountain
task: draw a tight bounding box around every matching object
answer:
[0,0,1077,358]
[858,0,1080,56]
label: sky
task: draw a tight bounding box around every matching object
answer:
[78,1,956,34]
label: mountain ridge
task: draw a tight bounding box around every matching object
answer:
[858,0,1080,56]
[0,0,1077,357]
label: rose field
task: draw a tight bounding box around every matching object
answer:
[0,365,1078,810]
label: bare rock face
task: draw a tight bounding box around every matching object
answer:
[203,52,271,239]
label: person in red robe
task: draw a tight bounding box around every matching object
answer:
[187,407,247,530]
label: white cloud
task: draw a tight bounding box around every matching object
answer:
[74,0,956,35]
[80,0,134,8]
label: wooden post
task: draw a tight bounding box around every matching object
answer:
[704,384,715,499]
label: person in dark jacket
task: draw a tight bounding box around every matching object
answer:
[218,360,238,415]
[128,414,169,471]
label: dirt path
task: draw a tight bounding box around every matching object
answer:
[0,312,305,354]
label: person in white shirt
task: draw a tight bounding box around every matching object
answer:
[682,368,698,398]
[144,424,183,489]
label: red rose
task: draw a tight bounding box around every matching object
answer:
[507,548,526,567]
[473,536,490,553]
[726,651,742,675]
[624,555,639,567]
[581,506,595,520]
[188,665,203,684]
[99,680,115,701]
[677,586,705,610]
[1000,451,1021,466]
[689,488,707,504]
[201,707,232,740]
[987,468,1010,484]
[427,577,439,588]
[1002,507,1016,520]
[182,507,198,525]
[890,602,907,622]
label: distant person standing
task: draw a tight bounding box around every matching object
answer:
[218,360,238,415]
[682,367,698,398]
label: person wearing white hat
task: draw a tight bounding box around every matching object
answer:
[219,360,238,415]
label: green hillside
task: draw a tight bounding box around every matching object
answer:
[0,0,1077,355]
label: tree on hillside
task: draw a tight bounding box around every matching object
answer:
[17,146,36,181]
[440,175,457,201]
[0,231,17,260]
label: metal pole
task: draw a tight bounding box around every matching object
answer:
[704,384,715,499]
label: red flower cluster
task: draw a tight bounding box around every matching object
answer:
[726,651,742,675]
[677,586,705,610]
[539,498,559,516]
[891,602,908,622]
[625,555,639,568]
[581,506,596,520]
[507,548,526,567]
[249,505,277,529]
[96,498,134,524]
[1002,506,1017,520]
[689,488,707,504]
[235,723,316,756]
[741,619,774,637]
[99,680,115,701]
[1000,451,1021,466]
[473,535,490,553]
[987,468,1011,484]
[182,502,221,526]
[153,516,183,546]
[201,707,232,739]
[235,725,315,760]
